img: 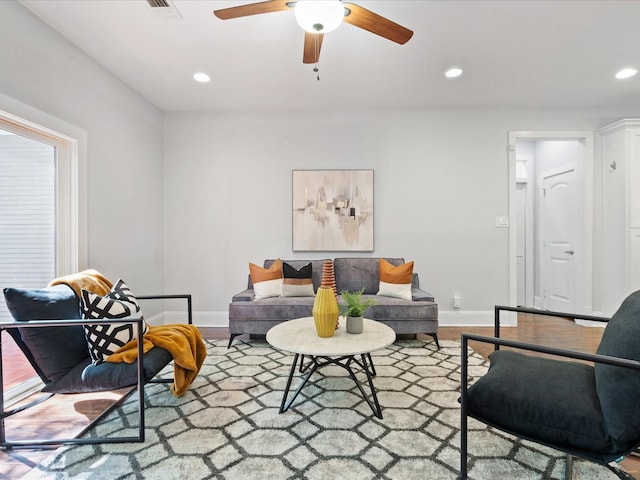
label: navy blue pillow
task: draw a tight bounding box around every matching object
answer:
[3,285,89,384]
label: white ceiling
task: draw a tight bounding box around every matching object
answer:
[19,0,640,113]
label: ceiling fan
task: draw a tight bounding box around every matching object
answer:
[213,0,413,64]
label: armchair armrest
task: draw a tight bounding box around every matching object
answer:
[137,294,192,324]
[461,332,640,370]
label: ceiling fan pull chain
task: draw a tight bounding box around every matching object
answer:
[314,34,320,81]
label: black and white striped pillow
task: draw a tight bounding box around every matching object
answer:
[282,262,315,297]
[81,279,148,364]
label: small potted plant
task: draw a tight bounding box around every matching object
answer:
[339,288,376,334]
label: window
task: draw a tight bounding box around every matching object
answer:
[0,109,78,400]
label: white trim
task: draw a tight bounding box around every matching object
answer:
[0,98,85,404]
[4,377,45,410]
[0,93,88,270]
[438,310,506,327]
[0,107,79,275]
[148,311,230,327]
[508,131,594,315]
[147,310,504,329]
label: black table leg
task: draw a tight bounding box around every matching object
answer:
[280,354,319,413]
[278,353,384,418]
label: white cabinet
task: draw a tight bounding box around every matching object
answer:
[600,119,640,315]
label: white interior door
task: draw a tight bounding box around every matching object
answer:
[542,166,578,312]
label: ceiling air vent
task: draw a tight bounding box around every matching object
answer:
[147,0,170,7]
[145,0,182,19]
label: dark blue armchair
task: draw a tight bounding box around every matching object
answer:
[460,291,640,480]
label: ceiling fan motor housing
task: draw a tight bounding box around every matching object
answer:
[295,0,344,34]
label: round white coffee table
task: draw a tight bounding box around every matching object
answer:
[266,317,396,418]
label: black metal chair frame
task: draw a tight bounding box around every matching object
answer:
[0,294,192,450]
[460,306,640,480]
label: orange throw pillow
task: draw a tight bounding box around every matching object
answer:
[249,259,283,299]
[377,258,413,300]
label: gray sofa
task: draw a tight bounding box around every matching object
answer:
[228,257,438,348]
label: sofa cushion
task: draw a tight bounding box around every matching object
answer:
[229,295,317,321]
[81,279,148,365]
[377,258,413,300]
[264,259,329,291]
[249,259,283,299]
[334,258,405,294]
[3,284,88,384]
[282,262,315,297]
[595,290,640,447]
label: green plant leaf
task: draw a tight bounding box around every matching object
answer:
[339,288,376,317]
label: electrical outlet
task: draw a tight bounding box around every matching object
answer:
[453,291,461,309]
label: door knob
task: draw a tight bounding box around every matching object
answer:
[564,249,575,255]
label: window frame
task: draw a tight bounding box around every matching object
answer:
[0,109,79,276]
[0,107,80,405]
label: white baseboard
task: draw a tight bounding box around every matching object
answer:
[5,377,44,409]
[439,310,510,327]
[148,310,509,328]
[147,311,229,327]
[534,296,544,309]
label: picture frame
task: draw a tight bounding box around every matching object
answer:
[292,169,374,251]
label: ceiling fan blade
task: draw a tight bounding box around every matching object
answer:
[342,3,413,44]
[303,32,323,64]
[214,0,292,20]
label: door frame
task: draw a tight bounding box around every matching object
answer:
[508,131,594,314]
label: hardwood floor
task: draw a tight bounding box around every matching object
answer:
[1,321,638,479]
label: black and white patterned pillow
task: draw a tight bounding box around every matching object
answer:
[81,279,148,364]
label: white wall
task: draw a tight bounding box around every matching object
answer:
[163,109,639,326]
[0,2,165,298]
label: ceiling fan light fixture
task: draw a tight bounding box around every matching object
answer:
[295,0,344,34]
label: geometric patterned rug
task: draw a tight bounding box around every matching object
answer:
[21,339,634,480]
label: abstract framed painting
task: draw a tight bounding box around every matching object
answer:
[292,169,374,251]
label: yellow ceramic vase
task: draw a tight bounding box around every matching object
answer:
[312,286,339,338]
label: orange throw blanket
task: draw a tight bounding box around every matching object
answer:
[107,324,207,397]
[48,269,113,298]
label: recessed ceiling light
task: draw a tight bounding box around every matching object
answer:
[615,68,637,80]
[445,67,463,79]
[193,72,211,83]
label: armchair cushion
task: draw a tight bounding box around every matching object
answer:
[467,350,617,461]
[45,345,173,394]
[595,290,640,446]
[3,285,88,384]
